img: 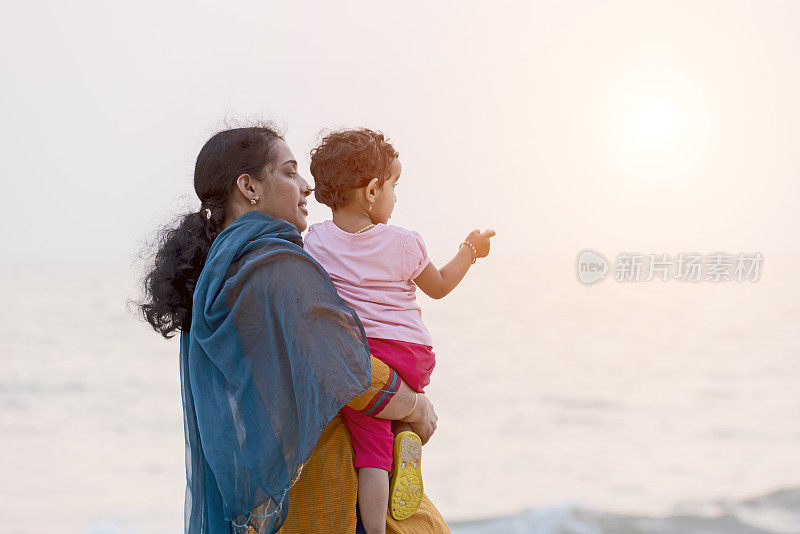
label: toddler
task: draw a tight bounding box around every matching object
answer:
[305,128,494,533]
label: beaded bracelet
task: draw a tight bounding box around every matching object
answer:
[460,241,478,264]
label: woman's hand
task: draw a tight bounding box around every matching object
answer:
[371,374,437,443]
[465,229,496,259]
[401,393,438,444]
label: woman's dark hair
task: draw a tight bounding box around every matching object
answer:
[310,128,399,209]
[140,126,283,338]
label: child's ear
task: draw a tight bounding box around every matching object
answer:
[365,177,380,202]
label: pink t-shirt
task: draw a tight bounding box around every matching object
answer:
[304,220,433,346]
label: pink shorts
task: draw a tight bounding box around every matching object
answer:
[341,337,435,471]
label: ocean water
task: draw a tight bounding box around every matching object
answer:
[1,253,798,534]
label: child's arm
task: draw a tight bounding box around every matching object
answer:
[413,229,495,299]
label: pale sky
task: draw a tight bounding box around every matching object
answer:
[1,1,798,263]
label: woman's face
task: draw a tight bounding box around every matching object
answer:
[256,139,312,232]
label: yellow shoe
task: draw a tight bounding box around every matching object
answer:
[389,431,423,520]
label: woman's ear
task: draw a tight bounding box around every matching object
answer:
[235,174,257,200]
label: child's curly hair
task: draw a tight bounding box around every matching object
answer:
[310,128,399,209]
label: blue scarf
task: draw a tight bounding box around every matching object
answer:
[180,211,372,533]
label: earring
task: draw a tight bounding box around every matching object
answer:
[368,203,373,212]
[250,196,259,205]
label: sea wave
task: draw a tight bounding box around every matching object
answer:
[450,488,800,534]
[77,488,800,534]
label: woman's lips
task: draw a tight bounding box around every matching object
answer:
[299,205,308,216]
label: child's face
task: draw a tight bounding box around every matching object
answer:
[371,158,402,224]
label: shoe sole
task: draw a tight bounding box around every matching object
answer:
[389,431,423,520]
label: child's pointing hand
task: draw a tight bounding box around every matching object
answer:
[466,229,496,259]
[414,229,495,299]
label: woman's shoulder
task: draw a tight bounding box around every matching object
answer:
[233,239,327,291]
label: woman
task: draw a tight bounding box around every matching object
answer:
[141,125,449,534]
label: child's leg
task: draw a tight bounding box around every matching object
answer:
[388,403,424,520]
[358,467,389,534]
[340,406,394,531]
[392,421,413,435]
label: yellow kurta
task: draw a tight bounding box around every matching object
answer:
[274,357,450,533]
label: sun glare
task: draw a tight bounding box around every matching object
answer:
[606,91,695,176]
[592,81,713,190]
[632,100,681,145]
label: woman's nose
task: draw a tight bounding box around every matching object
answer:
[297,175,312,196]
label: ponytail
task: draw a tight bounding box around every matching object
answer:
[140,125,282,338]
[141,211,212,338]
